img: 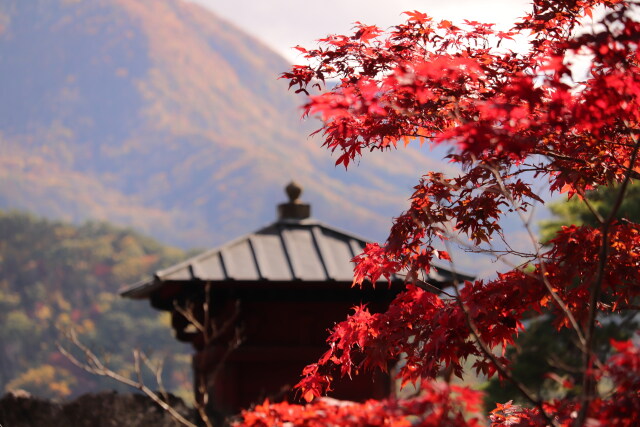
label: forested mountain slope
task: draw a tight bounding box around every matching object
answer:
[0,210,192,399]
[0,0,449,248]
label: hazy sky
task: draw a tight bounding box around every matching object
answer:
[189,0,531,63]
[184,0,543,275]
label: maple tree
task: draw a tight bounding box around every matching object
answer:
[481,182,640,408]
[236,0,640,426]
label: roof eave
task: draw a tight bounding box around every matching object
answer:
[120,276,160,299]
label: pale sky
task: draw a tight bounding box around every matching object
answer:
[184,0,545,275]
[189,0,532,63]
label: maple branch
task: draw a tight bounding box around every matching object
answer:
[414,275,455,298]
[599,302,640,311]
[541,149,640,181]
[576,129,640,426]
[462,246,539,260]
[576,188,605,225]
[443,239,556,426]
[484,162,588,349]
[284,5,640,424]
[546,354,583,375]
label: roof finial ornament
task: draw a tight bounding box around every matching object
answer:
[278,181,311,221]
[286,181,302,203]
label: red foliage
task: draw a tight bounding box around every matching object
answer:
[235,382,483,427]
[489,339,640,426]
[243,0,640,425]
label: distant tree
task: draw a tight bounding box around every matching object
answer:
[0,211,191,400]
[482,314,636,410]
[236,0,640,425]
[5,364,77,399]
[541,181,640,241]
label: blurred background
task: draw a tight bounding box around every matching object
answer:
[0,0,538,402]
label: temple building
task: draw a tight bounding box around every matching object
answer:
[121,182,468,417]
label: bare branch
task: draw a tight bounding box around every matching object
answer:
[174,300,205,334]
[57,329,197,427]
[141,352,169,404]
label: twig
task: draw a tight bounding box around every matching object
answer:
[134,349,143,386]
[57,329,197,427]
[413,276,456,298]
[485,162,587,350]
[443,239,556,426]
[141,352,169,403]
[174,301,205,334]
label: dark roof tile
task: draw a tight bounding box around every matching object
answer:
[121,218,471,299]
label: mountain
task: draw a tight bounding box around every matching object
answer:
[0,0,452,248]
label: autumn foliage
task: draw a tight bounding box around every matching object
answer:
[236,0,640,425]
[238,382,483,427]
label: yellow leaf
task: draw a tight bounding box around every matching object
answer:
[303,390,316,402]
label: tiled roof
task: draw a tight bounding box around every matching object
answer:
[121,182,471,300]
[121,218,465,299]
